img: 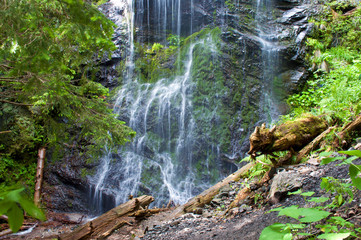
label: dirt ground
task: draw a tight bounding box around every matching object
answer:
[1,156,361,240]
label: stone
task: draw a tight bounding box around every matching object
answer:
[211,198,223,206]
[193,208,203,215]
[269,171,303,204]
[279,6,307,24]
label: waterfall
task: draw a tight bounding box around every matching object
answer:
[89,0,233,213]
[255,0,282,124]
[88,0,295,214]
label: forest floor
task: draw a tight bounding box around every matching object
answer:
[1,149,361,240]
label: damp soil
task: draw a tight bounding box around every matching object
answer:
[1,157,360,240]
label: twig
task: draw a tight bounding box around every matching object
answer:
[0,99,32,106]
[0,131,12,134]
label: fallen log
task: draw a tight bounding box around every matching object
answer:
[333,114,361,148]
[296,127,335,163]
[226,168,274,213]
[248,115,327,165]
[170,162,255,219]
[60,195,154,240]
[129,208,163,220]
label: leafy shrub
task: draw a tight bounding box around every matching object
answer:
[0,186,46,232]
[260,150,361,239]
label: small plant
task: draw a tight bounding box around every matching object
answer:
[0,186,46,232]
[260,150,361,239]
[167,34,183,47]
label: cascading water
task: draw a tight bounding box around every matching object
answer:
[89,0,235,214]
[87,0,303,214]
[256,0,282,124]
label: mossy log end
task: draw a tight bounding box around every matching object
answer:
[60,195,154,240]
[248,115,327,158]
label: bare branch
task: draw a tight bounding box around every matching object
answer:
[0,131,12,134]
[0,99,32,106]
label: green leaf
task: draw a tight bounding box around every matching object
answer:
[18,197,46,221]
[259,223,291,240]
[298,208,330,223]
[5,188,24,202]
[307,197,329,203]
[339,150,361,158]
[349,164,361,190]
[288,189,302,195]
[7,203,24,233]
[317,232,351,240]
[277,206,302,220]
[337,194,343,206]
[321,157,344,165]
[319,151,333,157]
[0,200,12,215]
[301,191,315,197]
[283,233,293,240]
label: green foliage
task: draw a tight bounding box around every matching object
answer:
[150,43,165,53]
[134,42,175,83]
[167,34,183,47]
[284,3,361,125]
[0,154,36,193]
[241,155,271,180]
[225,0,236,12]
[287,46,361,123]
[0,0,135,160]
[260,150,361,239]
[0,186,46,232]
[320,177,353,208]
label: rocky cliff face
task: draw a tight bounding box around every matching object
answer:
[44,0,321,213]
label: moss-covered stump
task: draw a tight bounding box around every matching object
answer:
[248,115,327,158]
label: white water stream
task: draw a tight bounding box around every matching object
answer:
[256,0,282,124]
[90,0,223,213]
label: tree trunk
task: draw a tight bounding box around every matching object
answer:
[34,147,46,207]
[169,162,255,219]
[60,195,154,240]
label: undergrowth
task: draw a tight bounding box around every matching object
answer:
[259,1,361,239]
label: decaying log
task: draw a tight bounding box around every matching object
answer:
[296,127,335,163]
[226,169,274,213]
[129,208,163,220]
[248,115,327,162]
[60,195,154,240]
[34,147,46,207]
[333,114,361,148]
[170,162,255,219]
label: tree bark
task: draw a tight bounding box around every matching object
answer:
[226,169,274,213]
[333,115,361,148]
[248,115,327,158]
[169,163,255,219]
[34,147,46,207]
[60,195,154,240]
[128,208,163,220]
[296,127,335,163]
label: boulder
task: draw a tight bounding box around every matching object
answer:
[269,171,303,203]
